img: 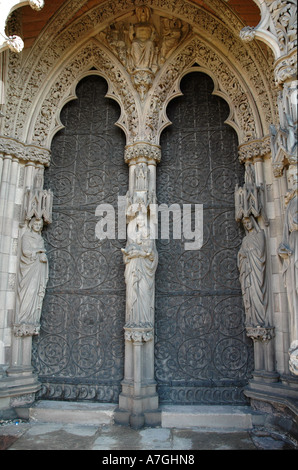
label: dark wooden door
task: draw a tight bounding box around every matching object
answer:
[32,75,127,402]
[155,72,253,405]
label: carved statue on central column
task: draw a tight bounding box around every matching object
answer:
[122,209,158,327]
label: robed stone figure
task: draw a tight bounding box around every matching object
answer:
[122,211,158,326]
[237,216,268,328]
[16,217,48,329]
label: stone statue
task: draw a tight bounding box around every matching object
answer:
[278,165,298,362]
[160,17,189,64]
[128,6,158,72]
[289,340,298,375]
[237,216,268,328]
[16,217,48,329]
[122,211,158,326]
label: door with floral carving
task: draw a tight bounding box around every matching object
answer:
[155,72,254,405]
[32,75,128,402]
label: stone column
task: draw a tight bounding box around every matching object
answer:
[115,142,161,428]
[0,140,51,414]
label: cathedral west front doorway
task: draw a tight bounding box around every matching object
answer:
[32,71,253,406]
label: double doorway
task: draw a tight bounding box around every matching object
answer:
[32,72,253,404]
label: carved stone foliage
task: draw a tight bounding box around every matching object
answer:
[32,76,128,401]
[155,73,253,405]
[268,0,297,54]
[29,42,137,149]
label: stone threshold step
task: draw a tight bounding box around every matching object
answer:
[17,401,266,430]
[20,401,117,425]
[160,405,266,430]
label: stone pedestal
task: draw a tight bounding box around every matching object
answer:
[115,326,160,428]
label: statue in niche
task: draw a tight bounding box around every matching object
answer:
[16,217,48,330]
[128,6,158,73]
[122,210,158,326]
[237,216,268,328]
[278,164,298,357]
[135,163,148,191]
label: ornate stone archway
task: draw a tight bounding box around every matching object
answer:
[0,0,296,428]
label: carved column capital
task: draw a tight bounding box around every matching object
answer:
[124,325,154,343]
[238,136,271,163]
[13,323,40,337]
[246,325,275,343]
[124,142,161,165]
[0,136,51,166]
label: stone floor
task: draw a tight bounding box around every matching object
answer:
[0,418,297,451]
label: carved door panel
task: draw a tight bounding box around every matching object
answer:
[32,76,127,402]
[155,72,254,404]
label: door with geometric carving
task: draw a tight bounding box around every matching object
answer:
[32,75,127,402]
[155,72,254,405]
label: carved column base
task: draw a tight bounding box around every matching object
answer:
[115,325,160,428]
[115,383,160,429]
[244,376,298,426]
[0,369,40,417]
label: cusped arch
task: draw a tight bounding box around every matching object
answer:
[157,65,242,144]
[145,37,266,147]
[26,39,139,150]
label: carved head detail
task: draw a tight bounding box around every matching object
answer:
[242,216,253,232]
[29,217,44,234]
[287,164,298,191]
[135,6,151,23]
